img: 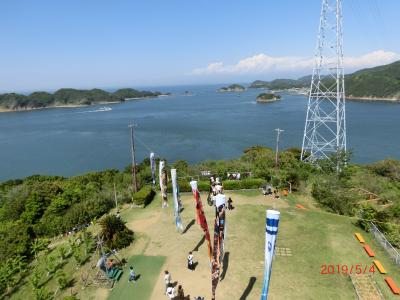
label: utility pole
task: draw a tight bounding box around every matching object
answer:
[274,128,284,168]
[113,182,118,209]
[128,123,138,193]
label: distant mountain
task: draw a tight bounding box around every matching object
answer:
[249,75,328,89]
[0,88,170,111]
[250,60,400,101]
[344,61,400,100]
[249,79,304,89]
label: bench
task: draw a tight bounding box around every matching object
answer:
[363,245,375,257]
[373,260,387,274]
[385,277,400,295]
[113,269,123,281]
[107,268,123,281]
[354,232,365,243]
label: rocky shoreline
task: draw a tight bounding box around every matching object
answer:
[346,95,400,102]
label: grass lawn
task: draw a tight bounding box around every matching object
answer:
[108,255,166,300]
[6,189,400,300]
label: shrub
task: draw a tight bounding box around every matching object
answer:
[132,186,155,207]
[222,178,265,190]
[34,286,52,300]
[57,246,69,262]
[312,178,358,215]
[55,270,70,290]
[369,159,400,181]
[72,249,86,267]
[239,178,265,189]
[30,268,41,289]
[355,205,377,231]
[166,180,209,193]
[99,215,134,249]
[197,181,210,192]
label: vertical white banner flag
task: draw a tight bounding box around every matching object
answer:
[261,210,280,300]
[159,160,168,208]
[171,169,183,231]
[150,152,156,185]
[159,160,165,192]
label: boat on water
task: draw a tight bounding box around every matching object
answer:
[97,106,112,112]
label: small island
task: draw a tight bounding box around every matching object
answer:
[256,93,281,103]
[217,84,246,93]
[0,88,171,112]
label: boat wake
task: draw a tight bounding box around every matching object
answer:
[80,106,112,113]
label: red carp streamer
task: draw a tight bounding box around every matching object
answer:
[190,181,212,261]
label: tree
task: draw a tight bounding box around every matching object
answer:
[99,215,134,249]
[57,246,68,263]
[31,239,49,258]
[55,270,71,290]
[0,255,27,294]
[0,222,34,262]
[33,286,52,300]
[30,268,41,290]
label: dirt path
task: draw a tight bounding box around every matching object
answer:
[121,191,283,299]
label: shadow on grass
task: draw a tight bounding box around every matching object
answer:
[192,235,205,252]
[220,252,229,281]
[182,219,195,234]
[239,277,256,300]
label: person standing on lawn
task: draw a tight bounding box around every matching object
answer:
[164,270,171,294]
[176,285,185,299]
[128,266,136,283]
[187,252,194,271]
[166,285,175,299]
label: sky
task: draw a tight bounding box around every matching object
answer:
[0,0,399,92]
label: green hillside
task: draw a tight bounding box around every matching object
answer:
[250,60,400,100]
[345,60,400,99]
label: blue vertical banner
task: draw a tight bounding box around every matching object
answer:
[261,210,280,300]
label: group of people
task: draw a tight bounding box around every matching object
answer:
[163,251,198,299]
[164,270,187,299]
[209,176,234,210]
[162,175,232,299]
[262,184,281,198]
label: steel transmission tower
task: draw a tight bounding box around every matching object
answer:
[301,0,346,165]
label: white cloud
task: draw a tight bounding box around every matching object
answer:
[343,50,400,69]
[190,50,400,75]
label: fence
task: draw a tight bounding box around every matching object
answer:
[370,222,400,266]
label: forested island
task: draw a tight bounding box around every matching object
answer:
[250,60,400,101]
[256,93,281,103]
[217,84,246,92]
[0,88,170,112]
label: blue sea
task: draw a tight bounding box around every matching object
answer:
[0,84,399,181]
